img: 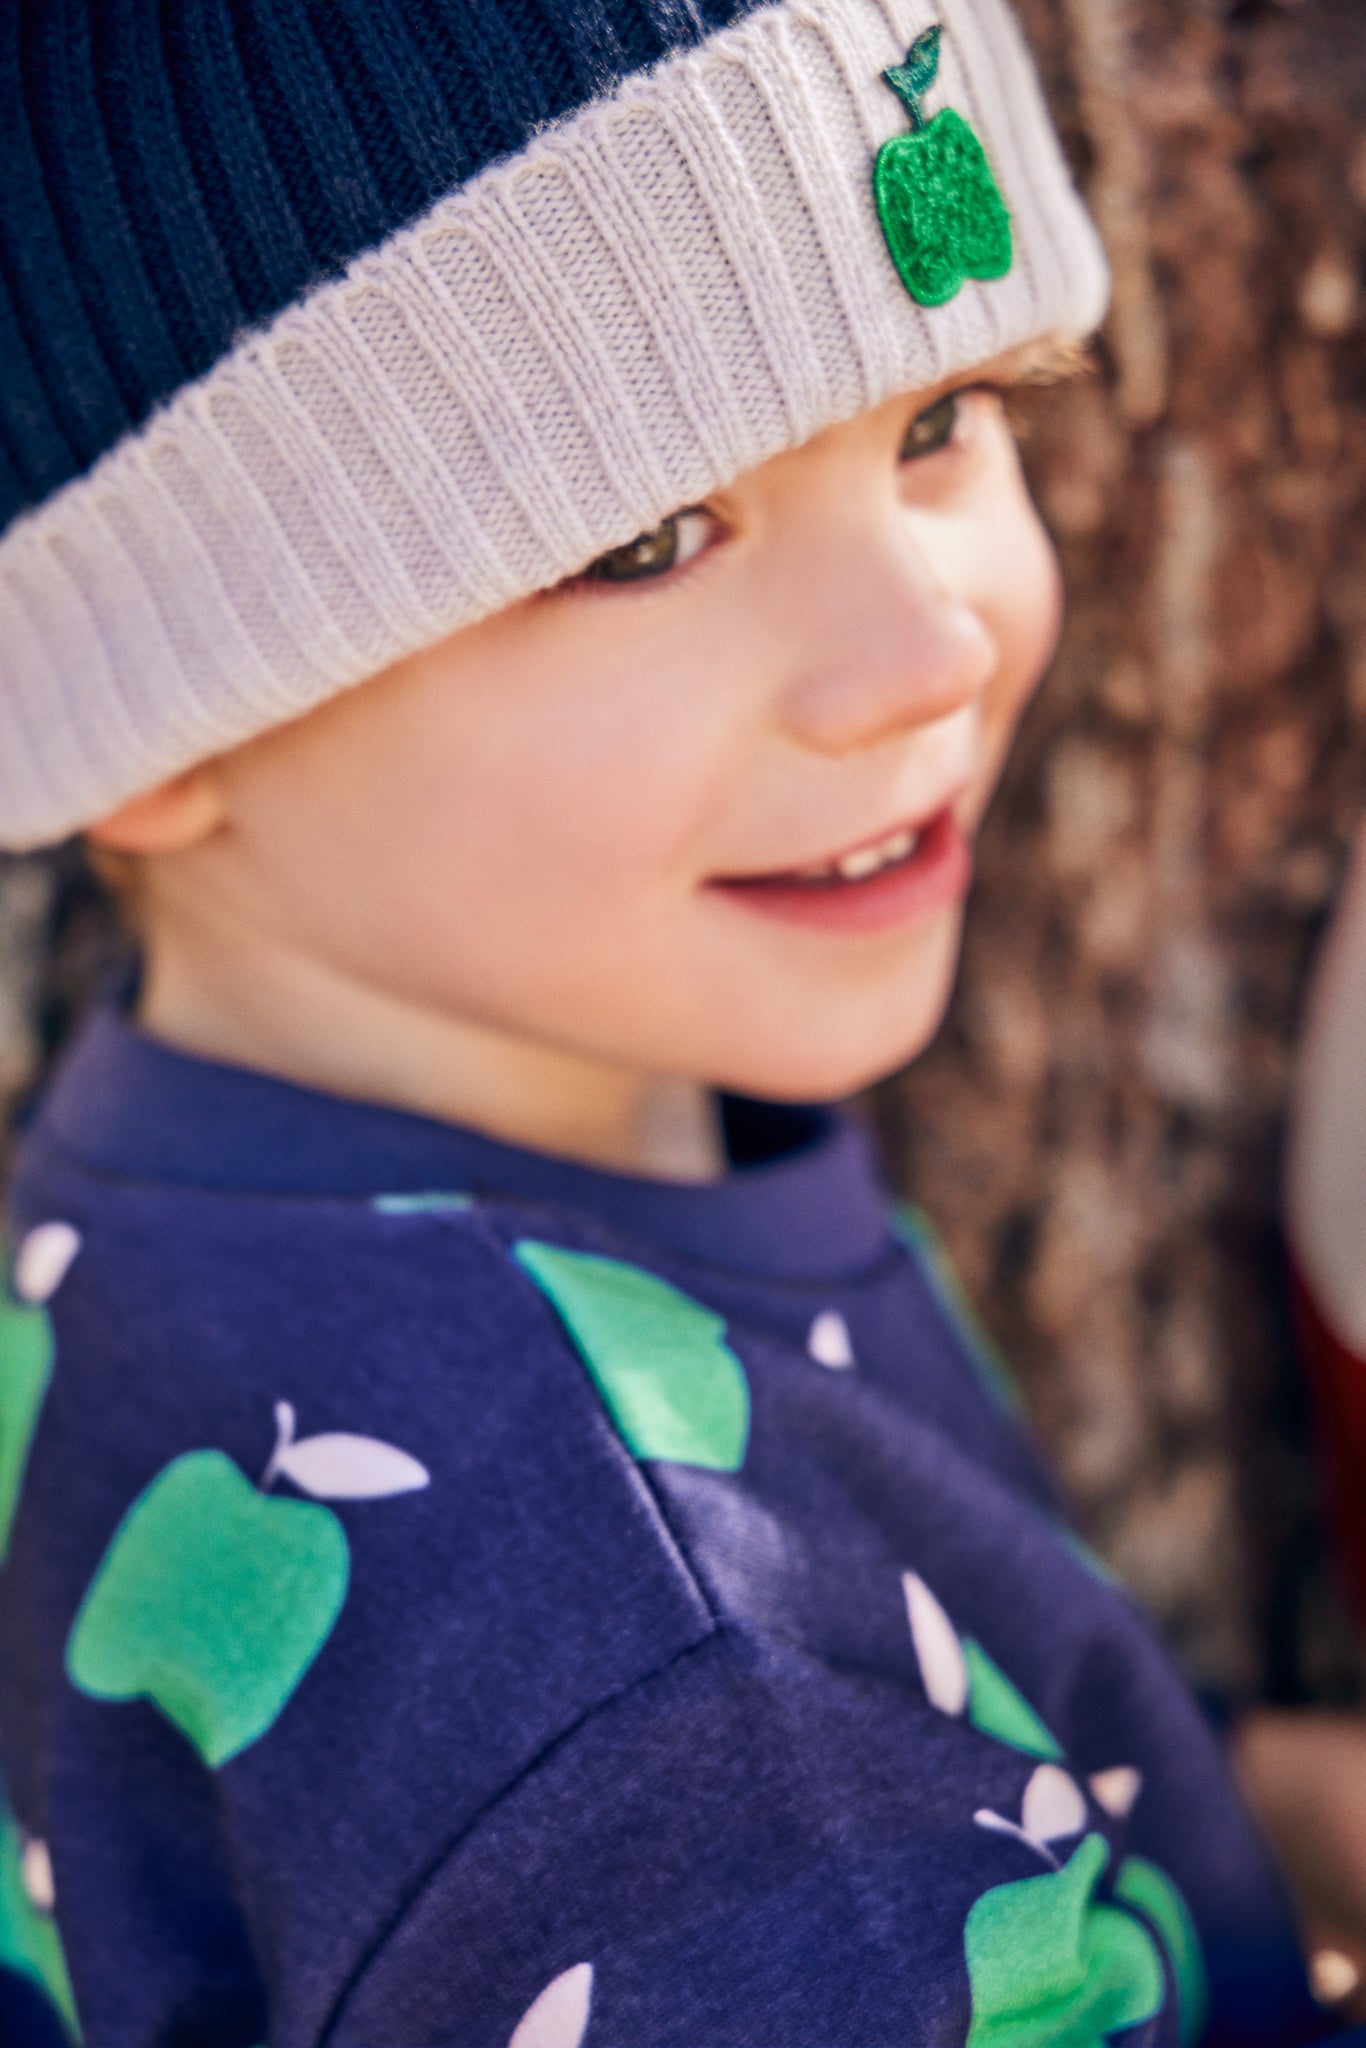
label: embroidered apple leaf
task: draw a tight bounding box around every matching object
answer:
[509,1962,593,2048]
[903,1570,969,1714]
[264,1402,430,1499]
[884,20,942,107]
[514,1243,749,1471]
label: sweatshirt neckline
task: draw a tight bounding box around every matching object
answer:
[25,1008,896,1282]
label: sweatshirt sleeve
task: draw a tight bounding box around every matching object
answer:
[0,1191,716,2048]
[327,1617,1318,2048]
[326,1626,1058,2048]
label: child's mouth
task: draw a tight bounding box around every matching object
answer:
[709,804,971,935]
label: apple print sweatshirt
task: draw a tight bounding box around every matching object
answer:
[0,1009,1328,2048]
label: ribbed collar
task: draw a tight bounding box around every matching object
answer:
[24,1009,896,1282]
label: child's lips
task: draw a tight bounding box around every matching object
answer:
[708,804,972,935]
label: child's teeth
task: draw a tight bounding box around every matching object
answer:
[837,845,886,881]
[830,827,919,882]
[788,824,922,883]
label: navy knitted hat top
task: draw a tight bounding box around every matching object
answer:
[0,0,1107,846]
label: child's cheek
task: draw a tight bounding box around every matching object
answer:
[978,509,1063,788]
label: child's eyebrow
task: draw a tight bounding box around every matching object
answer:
[905,336,1092,416]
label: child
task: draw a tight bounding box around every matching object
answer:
[0,0,1327,2041]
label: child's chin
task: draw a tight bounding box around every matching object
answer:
[722,983,959,1105]
[760,1040,943,1105]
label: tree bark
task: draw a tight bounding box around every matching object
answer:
[877,0,1366,1701]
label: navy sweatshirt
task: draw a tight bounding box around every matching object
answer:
[0,1011,1325,2048]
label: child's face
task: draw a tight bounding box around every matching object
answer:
[140,351,1062,1106]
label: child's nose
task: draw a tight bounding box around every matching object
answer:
[776,540,997,757]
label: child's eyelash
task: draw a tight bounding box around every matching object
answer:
[899,386,976,460]
[557,506,722,595]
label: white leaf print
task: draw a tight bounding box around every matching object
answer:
[902,1572,968,1716]
[1088,1765,1142,1818]
[20,1836,54,1913]
[509,1962,594,2048]
[1020,1762,1087,1846]
[974,1807,1060,1869]
[13,1222,81,1305]
[276,1433,430,1500]
[807,1310,855,1369]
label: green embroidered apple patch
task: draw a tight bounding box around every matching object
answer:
[874,25,1013,307]
[66,1403,429,1767]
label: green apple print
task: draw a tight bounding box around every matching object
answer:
[514,1243,749,1471]
[873,25,1013,308]
[1113,1857,1207,2046]
[1,1224,81,1566]
[0,1799,79,2040]
[902,1572,1208,2043]
[964,1832,1163,2047]
[961,1638,1065,1761]
[0,1292,51,1569]
[66,1403,429,1767]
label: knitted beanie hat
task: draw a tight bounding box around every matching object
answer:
[0,0,1107,849]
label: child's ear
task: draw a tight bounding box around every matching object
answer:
[86,764,226,854]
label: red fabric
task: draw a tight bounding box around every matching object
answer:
[1291,1256,1366,1630]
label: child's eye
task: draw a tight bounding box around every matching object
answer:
[899,391,961,462]
[581,508,716,585]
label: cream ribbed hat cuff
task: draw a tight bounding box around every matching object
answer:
[0,0,1107,848]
